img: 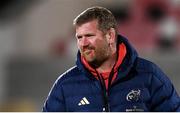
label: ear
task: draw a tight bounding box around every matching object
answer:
[106,28,116,44]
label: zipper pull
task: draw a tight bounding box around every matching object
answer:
[102,105,110,112]
[103,107,106,112]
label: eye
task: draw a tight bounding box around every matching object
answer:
[85,34,95,38]
[76,35,82,39]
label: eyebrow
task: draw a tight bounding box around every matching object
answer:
[76,33,95,38]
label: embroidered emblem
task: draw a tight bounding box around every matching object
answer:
[126,89,141,101]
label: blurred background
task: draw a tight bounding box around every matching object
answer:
[0,0,179,111]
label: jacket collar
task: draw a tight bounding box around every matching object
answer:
[81,43,126,79]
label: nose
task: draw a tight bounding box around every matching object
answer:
[79,37,89,47]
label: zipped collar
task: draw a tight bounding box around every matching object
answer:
[81,43,127,89]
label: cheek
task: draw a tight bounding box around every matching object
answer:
[96,39,108,48]
[92,38,102,47]
[96,41,109,54]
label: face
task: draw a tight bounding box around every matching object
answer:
[75,20,111,66]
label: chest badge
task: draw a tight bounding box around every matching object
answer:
[126,89,141,102]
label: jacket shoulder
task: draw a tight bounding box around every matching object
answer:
[43,66,81,112]
[135,57,157,73]
[55,66,81,84]
[136,57,170,82]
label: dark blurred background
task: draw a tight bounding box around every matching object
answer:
[0,0,179,111]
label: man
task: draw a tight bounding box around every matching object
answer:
[43,6,180,112]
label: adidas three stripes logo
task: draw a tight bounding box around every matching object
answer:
[78,97,90,106]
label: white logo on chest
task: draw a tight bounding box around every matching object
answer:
[78,97,90,106]
[126,89,141,101]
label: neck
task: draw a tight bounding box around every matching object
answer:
[96,49,117,73]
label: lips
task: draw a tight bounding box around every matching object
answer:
[81,46,95,56]
[83,49,92,55]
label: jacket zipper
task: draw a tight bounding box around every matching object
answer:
[103,91,110,112]
[95,65,115,112]
[97,74,110,112]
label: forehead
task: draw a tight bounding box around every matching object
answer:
[76,20,99,32]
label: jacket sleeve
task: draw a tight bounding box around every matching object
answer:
[42,79,66,112]
[150,64,180,111]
